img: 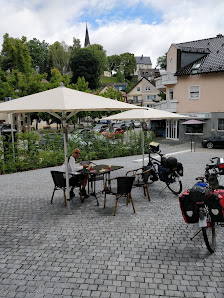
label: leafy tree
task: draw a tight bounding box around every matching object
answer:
[120,52,136,80]
[27,38,51,74]
[100,87,124,101]
[49,68,63,85]
[156,53,167,69]
[107,54,122,75]
[70,48,101,90]
[87,44,107,75]
[125,77,138,93]
[69,37,81,53]
[0,69,48,100]
[158,91,166,101]
[74,76,90,92]
[49,41,70,74]
[1,33,32,74]
[116,70,125,82]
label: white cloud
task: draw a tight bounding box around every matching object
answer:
[0,0,224,67]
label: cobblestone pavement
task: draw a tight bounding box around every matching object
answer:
[0,143,224,298]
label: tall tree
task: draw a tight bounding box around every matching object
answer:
[156,53,167,69]
[1,33,32,74]
[70,48,101,90]
[107,54,122,75]
[27,38,51,74]
[87,44,107,75]
[69,37,81,54]
[49,41,70,74]
[120,52,136,80]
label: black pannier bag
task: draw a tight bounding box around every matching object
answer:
[179,190,200,223]
[161,156,168,168]
[177,162,183,176]
[166,156,178,169]
[158,165,168,182]
[161,156,177,169]
[158,165,174,183]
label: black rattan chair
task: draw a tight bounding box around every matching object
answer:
[126,166,151,201]
[104,176,135,216]
[50,171,82,206]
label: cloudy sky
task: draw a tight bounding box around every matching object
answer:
[0,0,224,67]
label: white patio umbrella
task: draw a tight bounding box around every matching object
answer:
[0,83,142,213]
[103,108,187,166]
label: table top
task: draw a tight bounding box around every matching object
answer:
[80,164,123,176]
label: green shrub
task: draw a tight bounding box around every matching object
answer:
[0,130,154,174]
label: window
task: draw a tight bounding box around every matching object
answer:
[133,96,138,103]
[137,87,140,91]
[191,63,201,74]
[169,58,175,73]
[145,86,150,91]
[147,95,156,101]
[218,119,224,130]
[169,89,173,100]
[189,86,200,99]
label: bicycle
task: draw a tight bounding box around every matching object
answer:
[146,142,183,195]
[179,157,224,253]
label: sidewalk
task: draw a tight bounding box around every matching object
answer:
[0,144,224,297]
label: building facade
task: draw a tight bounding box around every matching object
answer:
[134,55,152,76]
[127,77,160,107]
[155,34,224,141]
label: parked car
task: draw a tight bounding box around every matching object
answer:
[124,120,134,130]
[202,134,224,149]
[133,120,141,128]
[92,124,108,133]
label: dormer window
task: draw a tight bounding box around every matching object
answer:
[145,86,150,91]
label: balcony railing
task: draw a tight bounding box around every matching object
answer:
[155,71,177,89]
[153,99,178,113]
[127,98,143,105]
[155,77,165,90]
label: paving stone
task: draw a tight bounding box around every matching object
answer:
[0,145,224,298]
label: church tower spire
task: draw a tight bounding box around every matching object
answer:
[84,23,90,47]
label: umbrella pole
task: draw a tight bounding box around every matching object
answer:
[62,112,71,214]
[141,122,145,167]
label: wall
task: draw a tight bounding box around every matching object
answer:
[174,72,224,113]
[166,45,178,73]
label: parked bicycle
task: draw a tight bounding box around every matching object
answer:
[179,157,224,253]
[146,142,183,195]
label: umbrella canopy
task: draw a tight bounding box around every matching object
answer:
[0,84,142,214]
[181,119,205,125]
[103,107,187,121]
[0,85,141,113]
[103,108,187,166]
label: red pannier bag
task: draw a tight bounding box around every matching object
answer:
[206,189,224,222]
[179,190,200,223]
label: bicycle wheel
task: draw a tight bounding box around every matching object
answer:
[202,223,216,253]
[166,174,182,195]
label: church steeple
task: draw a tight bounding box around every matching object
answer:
[84,23,90,47]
